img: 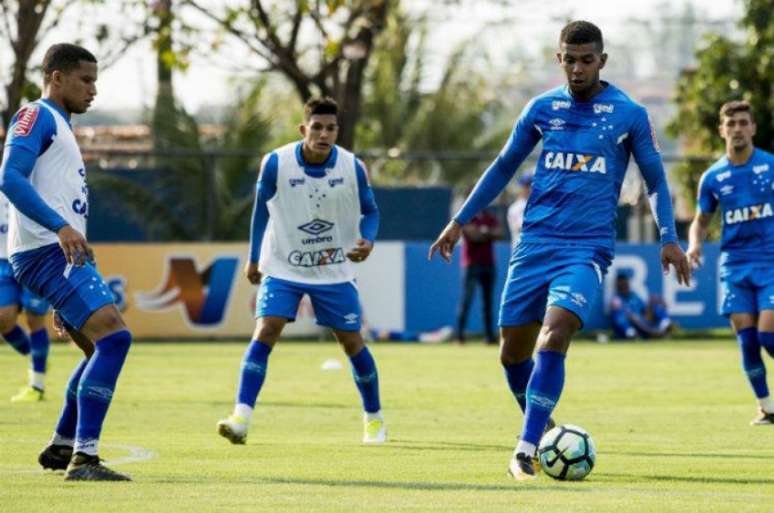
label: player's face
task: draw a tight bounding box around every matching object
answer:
[57,61,98,114]
[300,114,338,156]
[557,43,607,96]
[719,112,755,153]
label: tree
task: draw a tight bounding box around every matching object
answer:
[0,0,149,136]
[667,0,773,206]
[182,0,391,150]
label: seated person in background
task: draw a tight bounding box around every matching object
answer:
[610,271,672,340]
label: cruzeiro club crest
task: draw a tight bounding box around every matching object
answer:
[135,256,239,326]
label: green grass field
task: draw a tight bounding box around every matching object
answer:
[1,339,773,513]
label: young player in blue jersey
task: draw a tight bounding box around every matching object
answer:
[0,44,133,481]
[429,21,690,481]
[0,194,53,402]
[217,97,386,445]
[687,100,774,426]
[609,270,672,340]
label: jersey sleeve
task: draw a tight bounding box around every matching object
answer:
[696,171,717,214]
[4,103,57,158]
[248,153,278,263]
[355,158,379,242]
[453,99,542,225]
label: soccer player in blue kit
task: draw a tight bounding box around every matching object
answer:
[217,97,386,445]
[688,100,774,426]
[0,193,53,402]
[430,21,690,480]
[1,44,132,480]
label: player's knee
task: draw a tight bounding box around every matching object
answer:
[0,307,19,334]
[255,319,283,342]
[84,306,127,339]
[537,322,573,352]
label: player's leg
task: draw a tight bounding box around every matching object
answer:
[750,268,774,424]
[40,321,93,471]
[498,243,551,415]
[218,276,297,444]
[509,258,603,481]
[647,295,672,337]
[0,305,29,356]
[312,280,385,443]
[722,272,770,424]
[500,323,541,412]
[14,290,52,399]
[455,266,477,342]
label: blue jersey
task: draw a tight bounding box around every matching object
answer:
[455,82,677,250]
[697,148,774,266]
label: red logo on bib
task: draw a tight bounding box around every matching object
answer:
[13,105,39,137]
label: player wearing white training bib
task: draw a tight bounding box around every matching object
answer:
[0,44,133,481]
[0,193,52,402]
[217,97,387,446]
[258,141,360,284]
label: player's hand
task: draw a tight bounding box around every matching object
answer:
[52,311,70,340]
[244,261,262,285]
[347,239,373,263]
[429,220,462,262]
[661,242,691,286]
[686,244,703,270]
[56,225,93,266]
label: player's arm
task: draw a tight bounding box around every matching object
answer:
[686,172,716,269]
[1,109,91,265]
[429,101,541,261]
[347,158,379,263]
[629,107,690,285]
[244,153,277,284]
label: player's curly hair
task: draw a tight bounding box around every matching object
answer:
[560,21,604,52]
[42,43,97,84]
[304,96,338,121]
[719,100,754,123]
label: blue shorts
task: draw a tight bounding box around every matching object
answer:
[256,276,361,332]
[719,265,774,316]
[499,242,612,328]
[0,259,50,315]
[10,244,115,330]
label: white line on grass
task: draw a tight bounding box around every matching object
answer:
[3,442,156,475]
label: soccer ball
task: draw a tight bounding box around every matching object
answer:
[538,424,596,481]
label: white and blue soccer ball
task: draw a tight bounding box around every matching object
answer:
[538,424,596,481]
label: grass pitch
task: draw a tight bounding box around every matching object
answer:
[1,339,773,513]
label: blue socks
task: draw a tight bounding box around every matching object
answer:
[738,328,769,398]
[521,350,566,445]
[236,340,272,408]
[29,329,49,374]
[349,346,381,413]
[54,358,88,443]
[75,330,132,455]
[3,325,30,355]
[503,358,534,412]
[760,332,774,359]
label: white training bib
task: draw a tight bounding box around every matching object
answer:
[8,101,88,255]
[0,194,9,259]
[259,143,361,284]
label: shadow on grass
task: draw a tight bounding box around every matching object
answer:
[254,476,590,493]
[387,439,512,452]
[602,450,774,461]
[595,473,774,486]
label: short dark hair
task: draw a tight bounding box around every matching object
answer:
[560,20,604,52]
[42,43,97,84]
[719,100,754,123]
[304,96,338,121]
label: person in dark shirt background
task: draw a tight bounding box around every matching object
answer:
[456,207,503,344]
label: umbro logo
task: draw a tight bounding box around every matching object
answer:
[298,218,334,236]
[549,118,566,130]
[720,184,734,196]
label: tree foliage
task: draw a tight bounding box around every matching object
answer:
[182,0,392,150]
[668,0,774,206]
